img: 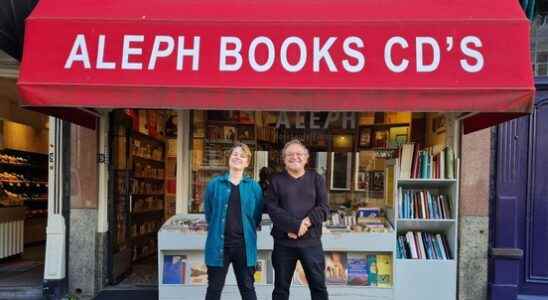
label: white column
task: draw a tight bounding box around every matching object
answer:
[44,117,66,280]
[176,110,191,214]
[97,114,109,233]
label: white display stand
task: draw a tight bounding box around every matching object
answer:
[158,214,396,300]
[393,160,460,300]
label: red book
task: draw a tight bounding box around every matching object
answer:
[411,144,420,178]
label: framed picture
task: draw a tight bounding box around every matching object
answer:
[369,170,385,199]
[354,152,369,191]
[237,126,255,140]
[330,152,352,191]
[207,125,223,140]
[359,127,372,148]
[373,130,389,148]
[223,126,237,140]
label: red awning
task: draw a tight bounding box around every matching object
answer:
[17,0,534,130]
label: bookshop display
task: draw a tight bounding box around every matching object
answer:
[158,111,459,300]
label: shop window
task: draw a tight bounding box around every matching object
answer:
[189,111,421,214]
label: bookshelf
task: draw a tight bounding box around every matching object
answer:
[394,157,460,300]
[129,130,166,262]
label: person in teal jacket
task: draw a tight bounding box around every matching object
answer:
[204,143,263,300]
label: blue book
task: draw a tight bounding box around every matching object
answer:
[163,255,187,284]
[348,254,369,286]
[430,193,438,219]
[420,152,427,179]
[432,234,443,259]
[427,193,433,219]
[404,192,409,218]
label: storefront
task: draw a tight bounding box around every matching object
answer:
[15,0,534,299]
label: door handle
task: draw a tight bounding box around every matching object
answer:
[489,247,523,259]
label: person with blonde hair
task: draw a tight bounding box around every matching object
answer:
[204,143,263,300]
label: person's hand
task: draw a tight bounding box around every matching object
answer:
[298,217,312,237]
[288,232,298,239]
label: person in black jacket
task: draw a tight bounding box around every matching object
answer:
[265,139,330,300]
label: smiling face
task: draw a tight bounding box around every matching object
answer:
[229,146,250,172]
[283,143,309,174]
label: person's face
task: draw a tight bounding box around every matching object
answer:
[229,147,250,171]
[284,144,308,173]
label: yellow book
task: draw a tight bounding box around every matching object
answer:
[376,254,392,288]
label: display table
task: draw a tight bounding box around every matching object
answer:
[0,207,25,259]
[158,214,395,300]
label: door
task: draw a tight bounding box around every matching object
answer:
[519,94,548,296]
[489,84,548,299]
[108,111,133,284]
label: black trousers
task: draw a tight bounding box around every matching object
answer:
[205,245,257,300]
[272,243,328,300]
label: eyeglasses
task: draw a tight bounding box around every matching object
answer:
[285,152,307,158]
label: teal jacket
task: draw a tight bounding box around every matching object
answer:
[204,173,263,267]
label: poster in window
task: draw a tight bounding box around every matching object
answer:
[359,127,372,148]
[369,170,385,199]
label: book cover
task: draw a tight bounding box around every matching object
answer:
[162,255,187,284]
[446,146,455,179]
[429,233,438,259]
[325,252,347,285]
[436,234,448,260]
[367,255,378,286]
[254,259,267,284]
[441,234,453,260]
[347,253,368,286]
[376,254,392,288]
[188,255,208,285]
[415,231,426,259]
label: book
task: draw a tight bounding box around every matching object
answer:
[376,254,392,288]
[347,253,369,286]
[367,255,378,286]
[446,146,455,179]
[254,259,267,284]
[162,255,187,284]
[417,232,426,259]
[188,255,208,285]
[325,252,347,285]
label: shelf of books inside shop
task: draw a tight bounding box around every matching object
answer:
[129,130,166,261]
